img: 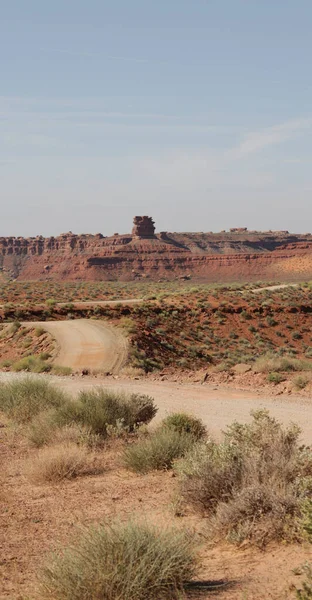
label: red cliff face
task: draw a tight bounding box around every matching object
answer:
[1,217,312,282]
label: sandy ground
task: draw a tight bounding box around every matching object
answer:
[25,320,128,373]
[1,372,312,443]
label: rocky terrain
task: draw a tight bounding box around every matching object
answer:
[1,216,312,282]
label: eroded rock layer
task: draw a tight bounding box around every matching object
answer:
[1,217,312,282]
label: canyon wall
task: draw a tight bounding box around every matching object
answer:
[1,217,312,282]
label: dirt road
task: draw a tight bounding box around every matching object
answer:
[26,320,128,372]
[1,372,312,443]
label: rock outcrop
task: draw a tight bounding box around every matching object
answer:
[0,217,312,282]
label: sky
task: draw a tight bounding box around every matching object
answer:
[1,0,312,237]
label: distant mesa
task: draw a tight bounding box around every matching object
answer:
[0,215,312,282]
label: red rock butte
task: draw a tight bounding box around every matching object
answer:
[1,216,312,282]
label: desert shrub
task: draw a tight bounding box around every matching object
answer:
[25,443,90,483]
[161,413,207,440]
[38,520,197,600]
[1,359,12,368]
[9,320,22,334]
[123,428,194,473]
[46,298,56,307]
[39,352,51,361]
[267,371,285,384]
[296,564,312,599]
[293,331,303,340]
[0,377,69,423]
[176,410,312,547]
[266,316,278,327]
[254,353,312,373]
[51,365,73,376]
[212,481,300,546]
[12,355,51,373]
[175,440,243,513]
[293,375,310,390]
[35,326,45,337]
[55,388,157,438]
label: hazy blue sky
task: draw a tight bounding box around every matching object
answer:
[1,1,312,236]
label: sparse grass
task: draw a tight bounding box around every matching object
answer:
[254,353,312,373]
[123,427,194,473]
[51,365,73,376]
[25,442,91,483]
[0,377,69,423]
[38,520,197,600]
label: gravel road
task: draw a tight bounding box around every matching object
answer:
[25,319,128,372]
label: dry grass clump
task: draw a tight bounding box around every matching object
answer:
[0,377,69,423]
[28,413,101,448]
[176,410,312,547]
[254,353,312,373]
[38,520,197,600]
[25,442,91,483]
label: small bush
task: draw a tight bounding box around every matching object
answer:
[0,378,69,423]
[39,520,197,600]
[12,355,51,373]
[293,375,310,390]
[161,413,207,440]
[267,371,285,384]
[123,428,194,473]
[25,443,90,483]
[35,326,46,337]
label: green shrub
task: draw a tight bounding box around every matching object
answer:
[161,413,207,440]
[55,388,157,438]
[267,372,285,384]
[123,427,194,473]
[11,355,51,373]
[39,520,197,600]
[0,378,69,423]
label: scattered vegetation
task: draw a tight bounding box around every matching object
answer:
[175,410,312,547]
